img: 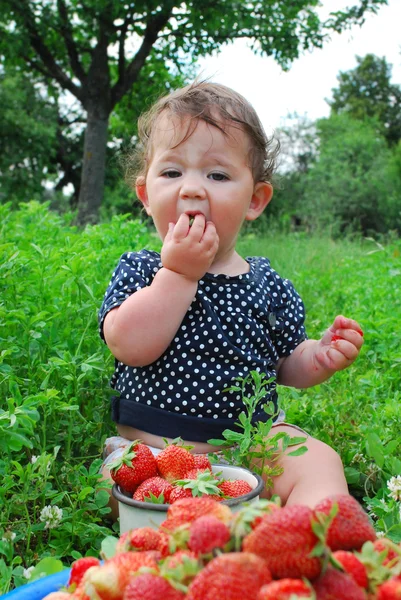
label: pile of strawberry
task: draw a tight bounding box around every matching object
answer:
[45,493,401,600]
[108,439,253,503]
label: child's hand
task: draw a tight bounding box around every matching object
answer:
[314,315,364,372]
[161,214,219,282]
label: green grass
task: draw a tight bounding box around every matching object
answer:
[1,202,401,590]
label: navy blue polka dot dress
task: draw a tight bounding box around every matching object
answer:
[99,250,307,442]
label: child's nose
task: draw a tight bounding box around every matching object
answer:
[179,174,207,200]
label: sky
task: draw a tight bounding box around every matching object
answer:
[197,0,401,133]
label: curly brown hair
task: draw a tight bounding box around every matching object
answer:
[125,81,279,189]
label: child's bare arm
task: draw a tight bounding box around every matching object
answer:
[104,214,218,367]
[277,315,364,388]
[103,268,197,366]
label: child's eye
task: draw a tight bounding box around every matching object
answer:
[208,172,229,181]
[162,169,181,178]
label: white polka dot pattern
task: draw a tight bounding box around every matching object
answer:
[98,250,306,431]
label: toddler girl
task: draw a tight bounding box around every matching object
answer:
[99,81,364,513]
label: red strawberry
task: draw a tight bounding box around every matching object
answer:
[166,497,232,526]
[173,469,223,499]
[115,527,166,555]
[257,578,314,599]
[218,479,252,498]
[242,504,322,580]
[193,455,212,471]
[163,549,198,570]
[331,335,343,342]
[169,487,193,503]
[373,538,401,566]
[109,441,157,494]
[314,494,376,551]
[377,577,401,599]
[188,515,231,554]
[123,572,186,600]
[186,552,272,600]
[84,550,159,600]
[184,468,213,480]
[133,476,173,503]
[156,439,195,483]
[332,550,368,588]
[68,556,100,589]
[313,566,366,599]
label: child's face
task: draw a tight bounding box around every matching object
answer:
[137,114,271,263]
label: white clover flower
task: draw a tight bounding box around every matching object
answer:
[23,566,35,580]
[39,505,63,529]
[376,531,386,539]
[387,475,401,501]
[1,531,16,543]
[31,456,38,464]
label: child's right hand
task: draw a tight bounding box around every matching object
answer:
[161,214,219,282]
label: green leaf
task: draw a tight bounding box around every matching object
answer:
[95,490,110,508]
[344,467,361,485]
[365,434,384,468]
[28,557,66,582]
[101,536,119,560]
[287,445,308,457]
[78,486,94,500]
[386,525,401,544]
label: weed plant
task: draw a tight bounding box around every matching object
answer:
[1,202,400,591]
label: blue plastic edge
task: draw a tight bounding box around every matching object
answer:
[2,569,71,599]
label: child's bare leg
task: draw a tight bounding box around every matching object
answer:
[255,424,348,508]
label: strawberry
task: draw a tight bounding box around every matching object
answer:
[174,469,223,498]
[115,527,166,554]
[162,549,198,570]
[331,335,343,342]
[68,556,100,589]
[242,504,322,580]
[332,550,368,588]
[314,494,376,551]
[377,577,401,599]
[186,552,272,600]
[84,550,159,600]
[184,468,213,480]
[169,487,193,503]
[218,479,253,498]
[166,497,232,526]
[188,515,231,554]
[257,578,314,599]
[109,441,157,494]
[313,566,367,599]
[230,499,281,550]
[193,455,212,471]
[123,572,186,600]
[156,439,195,483]
[373,538,401,566]
[133,476,173,503]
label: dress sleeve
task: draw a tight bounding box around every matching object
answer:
[98,251,160,342]
[269,277,307,358]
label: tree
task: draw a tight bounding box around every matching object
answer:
[302,114,401,234]
[0,0,389,225]
[328,54,401,147]
[0,70,58,205]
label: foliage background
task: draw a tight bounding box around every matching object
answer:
[1,203,400,591]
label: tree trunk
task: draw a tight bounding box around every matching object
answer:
[76,109,109,226]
